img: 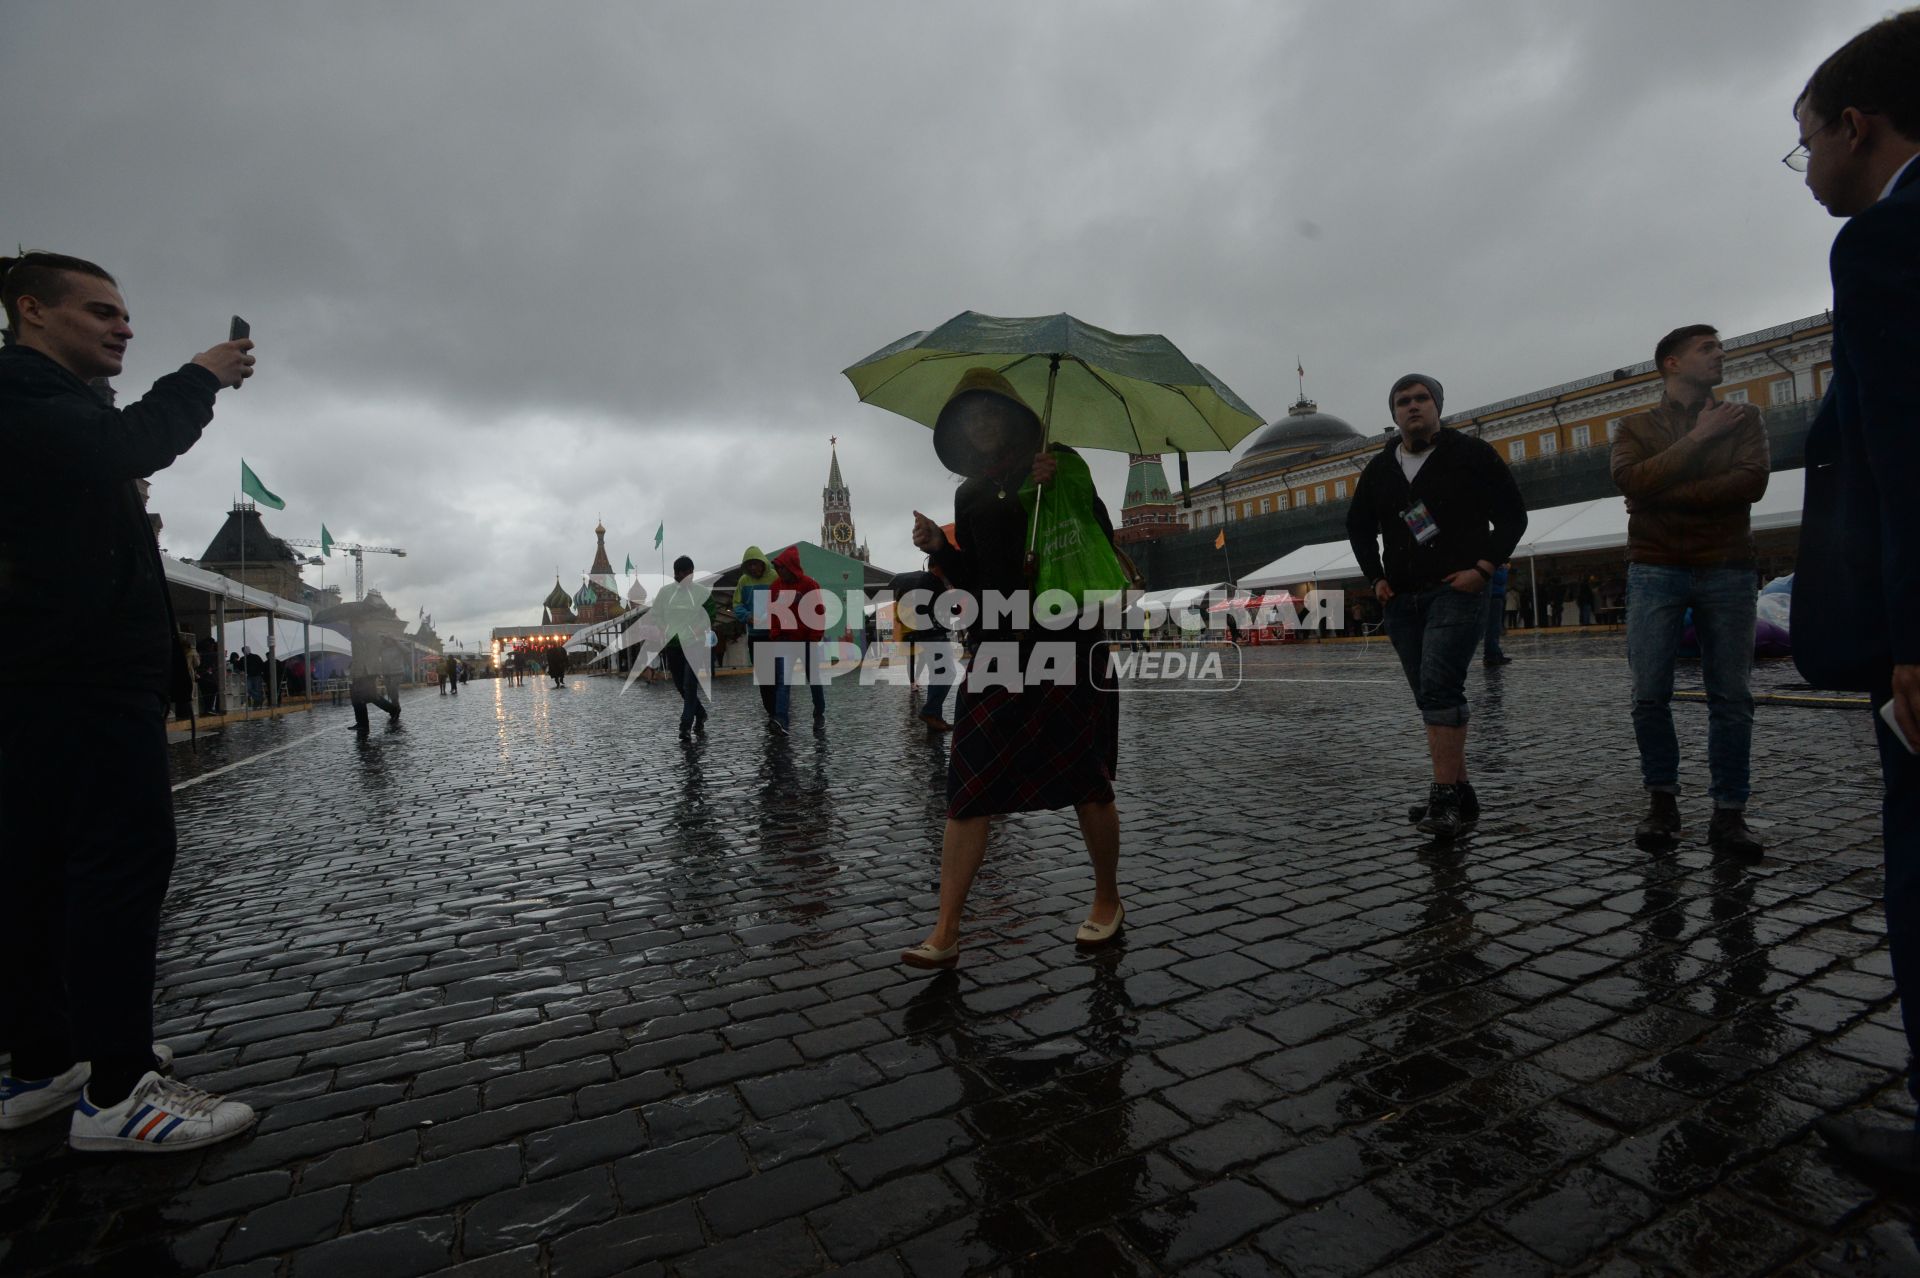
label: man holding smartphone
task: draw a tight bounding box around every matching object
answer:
[1783,13,1920,1175]
[0,252,258,1151]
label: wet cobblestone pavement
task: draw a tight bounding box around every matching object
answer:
[4,633,1915,1276]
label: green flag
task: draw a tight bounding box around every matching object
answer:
[320,524,335,557]
[624,554,634,574]
[240,460,285,510]
[653,522,664,549]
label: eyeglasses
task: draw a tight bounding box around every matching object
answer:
[1783,117,1839,171]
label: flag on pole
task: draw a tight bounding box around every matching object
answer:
[1214,529,1227,551]
[624,554,635,575]
[240,460,285,510]
[1297,358,1305,379]
[653,522,664,549]
[320,524,334,557]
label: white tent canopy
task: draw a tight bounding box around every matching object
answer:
[164,555,312,621]
[1240,469,1807,588]
[1125,581,1230,625]
[219,617,351,658]
[1241,544,1362,590]
[1514,467,1805,559]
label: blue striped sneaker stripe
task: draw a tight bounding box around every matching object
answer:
[118,1104,154,1139]
[153,1116,186,1143]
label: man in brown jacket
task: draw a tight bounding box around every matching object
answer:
[1611,324,1768,858]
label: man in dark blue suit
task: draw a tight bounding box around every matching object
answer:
[1789,10,1920,1175]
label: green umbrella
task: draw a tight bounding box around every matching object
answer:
[841,311,1264,457]
[844,311,1264,564]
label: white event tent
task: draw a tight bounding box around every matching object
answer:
[162,555,317,710]
[1123,582,1231,628]
[1241,468,1807,592]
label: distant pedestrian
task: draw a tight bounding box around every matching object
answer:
[1612,323,1768,858]
[346,627,401,735]
[1779,10,1920,1175]
[196,636,220,714]
[918,552,961,733]
[732,546,780,722]
[549,645,570,686]
[1578,575,1598,626]
[657,554,715,738]
[903,368,1126,969]
[768,545,827,732]
[242,646,266,707]
[173,628,198,720]
[1346,372,1527,840]
[1483,563,1512,665]
[0,248,257,1150]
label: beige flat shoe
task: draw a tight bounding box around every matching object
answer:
[900,940,959,970]
[1075,902,1125,946]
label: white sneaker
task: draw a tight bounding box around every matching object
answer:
[0,1062,91,1130]
[69,1071,254,1153]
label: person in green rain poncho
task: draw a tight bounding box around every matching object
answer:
[732,546,781,722]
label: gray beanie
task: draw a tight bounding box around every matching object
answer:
[1388,373,1444,415]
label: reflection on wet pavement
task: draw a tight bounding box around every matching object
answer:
[0,635,1912,1274]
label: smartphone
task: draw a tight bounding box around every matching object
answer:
[229,316,250,342]
[1883,699,1919,755]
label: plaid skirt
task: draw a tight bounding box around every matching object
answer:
[946,630,1119,819]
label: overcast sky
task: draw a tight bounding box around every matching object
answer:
[4,0,1876,641]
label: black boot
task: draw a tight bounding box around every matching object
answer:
[1634,791,1681,850]
[1409,782,1478,827]
[1817,1117,1920,1178]
[1417,784,1465,839]
[1708,808,1764,860]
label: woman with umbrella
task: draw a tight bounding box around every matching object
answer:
[902,367,1123,968]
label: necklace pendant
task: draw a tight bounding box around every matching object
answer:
[996,488,1006,499]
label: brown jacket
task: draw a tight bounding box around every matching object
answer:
[1610,395,1769,566]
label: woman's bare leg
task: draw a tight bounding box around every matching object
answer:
[923,815,991,949]
[1075,799,1121,924]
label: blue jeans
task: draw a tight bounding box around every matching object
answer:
[1626,564,1754,807]
[1484,595,1506,659]
[917,638,957,720]
[771,644,827,727]
[1875,703,1920,1099]
[663,645,706,730]
[1385,583,1486,727]
[924,677,951,721]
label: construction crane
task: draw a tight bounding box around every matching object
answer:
[284,538,407,600]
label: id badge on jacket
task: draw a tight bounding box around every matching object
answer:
[1401,499,1440,544]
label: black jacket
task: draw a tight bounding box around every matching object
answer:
[1346,427,1527,592]
[0,344,219,702]
[929,446,1115,645]
[1794,159,1920,692]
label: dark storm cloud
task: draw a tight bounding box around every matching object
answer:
[3,0,1876,638]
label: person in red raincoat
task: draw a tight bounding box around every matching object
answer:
[768,545,826,731]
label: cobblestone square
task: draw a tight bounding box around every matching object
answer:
[3,633,1913,1276]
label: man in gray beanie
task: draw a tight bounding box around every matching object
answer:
[1347,372,1527,839]
[1390,373,1445,415]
